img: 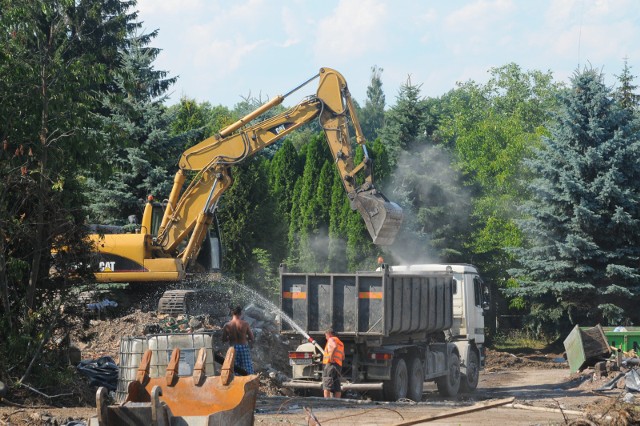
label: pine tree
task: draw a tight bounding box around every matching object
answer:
[379,76,426,163]
[217,157,274,283]
[370,138,391,185]
[287,133,331,271]
[615,59,640,111]
[86,32,177,224]
[360,65,386,141]
[267,139,303,264]
[509,68,640,331]
[0,0,133,380]
[379,78,470,265]
[167,99,231,150]
[269,140,303,224]
[328,170,349,271]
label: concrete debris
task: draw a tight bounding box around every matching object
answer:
[72,297,295,399]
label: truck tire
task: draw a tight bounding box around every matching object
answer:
[407,357,424,402]
[383,357,408,401]
[460,350,479,392]
[436,352,460,397]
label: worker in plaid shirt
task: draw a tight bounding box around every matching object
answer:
[222,306,255,374]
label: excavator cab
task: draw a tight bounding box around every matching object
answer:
[142,198,222,274]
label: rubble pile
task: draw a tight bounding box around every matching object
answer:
[70,295,295,397]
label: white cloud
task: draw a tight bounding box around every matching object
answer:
[445,0,515,32]
[313,0,388,60]
[545,0,581,26]
[537,1,640,65]
[442,0,517,57]
[193,37,265,74]
[134,0,640,107]
[280,7,303,48]
[137,0,210,16]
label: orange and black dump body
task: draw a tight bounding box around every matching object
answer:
[280,265,454,339]
[279,264,460,399]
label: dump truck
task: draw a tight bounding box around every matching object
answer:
[280,263,489,401]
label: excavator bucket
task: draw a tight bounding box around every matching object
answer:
[90,347,259,426]
[352,189,403,246]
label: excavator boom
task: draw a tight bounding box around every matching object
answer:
[90,68,402,284]
[157,68,402,267]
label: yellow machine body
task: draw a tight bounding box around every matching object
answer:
[90,67,403,285]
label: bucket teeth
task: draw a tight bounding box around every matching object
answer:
[352,189,403,246]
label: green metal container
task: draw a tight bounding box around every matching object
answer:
[601,326,640,353]
[564,325,610,373]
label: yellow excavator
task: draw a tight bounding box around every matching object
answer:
[90,67,402,298]
[87,68,403,425]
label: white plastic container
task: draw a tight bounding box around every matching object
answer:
[116,333,216,402]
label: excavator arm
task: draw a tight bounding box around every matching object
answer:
[155,67,403,269]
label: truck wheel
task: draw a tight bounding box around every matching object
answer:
[460,350,479,392]
[407,357,424,402]
[383,358,408,401]
[436,352,460,397]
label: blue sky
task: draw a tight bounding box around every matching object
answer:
[136,0,640,108]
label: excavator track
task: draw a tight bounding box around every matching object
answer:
[157,290,195,315]
[157,287,224,316]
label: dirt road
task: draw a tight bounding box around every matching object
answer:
[253,367,618,425]
[0,308,634,425]
[1,366,631,425]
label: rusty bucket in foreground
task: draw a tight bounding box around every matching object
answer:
[90,346,259,426]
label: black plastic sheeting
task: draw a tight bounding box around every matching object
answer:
[76,356,118,391]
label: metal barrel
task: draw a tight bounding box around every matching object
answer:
[352,189,403,246]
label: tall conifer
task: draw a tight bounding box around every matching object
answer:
[509,69,640,330]
[360,66,386,141]
[86,32,177,224]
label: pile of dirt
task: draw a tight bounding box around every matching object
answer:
[68,294,294,398]
[582,396,640,425]
[485,348,567,372]
[69,310,158,362]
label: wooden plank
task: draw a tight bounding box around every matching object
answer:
[394,397,515,425]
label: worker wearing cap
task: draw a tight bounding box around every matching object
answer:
[322,328,345,398]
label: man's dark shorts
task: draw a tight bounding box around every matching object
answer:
[322,363,341,392]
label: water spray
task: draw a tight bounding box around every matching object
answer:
[305,336,325,354]
[217,276,325,354]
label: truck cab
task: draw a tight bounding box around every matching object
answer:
[387,264,489,392]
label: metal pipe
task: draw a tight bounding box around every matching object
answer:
[281,381,384,391]
[218,96,285,139]
[217,72,320,139]
[283,73,320,98]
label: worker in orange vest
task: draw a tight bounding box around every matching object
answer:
[322,327,345,398]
